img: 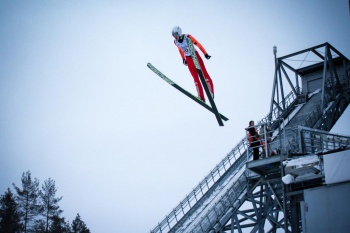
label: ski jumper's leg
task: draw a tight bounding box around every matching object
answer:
[196,51,214,94]
[185,56,205,101]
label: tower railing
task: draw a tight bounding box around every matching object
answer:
[262,87,301,124]
[296,126,350,154]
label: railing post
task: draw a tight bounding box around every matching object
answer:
[263,124,268,158]
[298,126,304,153]
[186,195,191,208]
[245,131,250,162]
[173,209,178,221]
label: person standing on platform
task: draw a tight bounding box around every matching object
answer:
[247,120,261,161]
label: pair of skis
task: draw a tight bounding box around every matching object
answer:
[147,38,228,126]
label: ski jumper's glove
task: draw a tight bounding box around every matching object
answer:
[205,54,211,60]
[183,59,187,66]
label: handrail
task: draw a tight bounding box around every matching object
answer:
[302,101,322,128]
[260,87,301,124]
[246,119,286,159]
[297,126,350,154]
[187,170,248,233]
[150,138,247,233]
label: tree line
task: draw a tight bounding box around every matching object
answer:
[0,171,90,233]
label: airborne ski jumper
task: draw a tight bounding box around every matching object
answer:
[147,26,228,126]
[172,26,214,102]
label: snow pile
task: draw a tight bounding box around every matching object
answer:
[308,88,321,98]
[282,174,295,184]
[282,155,320,184]
[283,154,319,167]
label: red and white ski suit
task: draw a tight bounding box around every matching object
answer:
[174,34,214,101]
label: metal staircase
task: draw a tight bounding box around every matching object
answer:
[149,43,350,233]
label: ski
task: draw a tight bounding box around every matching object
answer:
[186,37,224,126]
[147,63,229,122]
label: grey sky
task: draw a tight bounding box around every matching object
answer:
[1,1,349,232]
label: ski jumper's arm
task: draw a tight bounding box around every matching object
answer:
[177,46,185,60]
[173,41,185,60]
[187,34,208,55]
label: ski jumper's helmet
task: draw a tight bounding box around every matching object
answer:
[172,26,182,37]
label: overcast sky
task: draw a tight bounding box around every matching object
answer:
[1,1,350,232]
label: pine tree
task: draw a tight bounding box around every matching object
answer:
[39,178,63,232]
[32,219,46,233]
[71,213,90,233]
[12,170,40,233]
[0,188,22,233]
[49,215,71,233]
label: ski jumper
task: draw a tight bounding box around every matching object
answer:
[174,34,214,101]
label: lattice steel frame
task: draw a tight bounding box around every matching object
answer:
[269,43,350,122]
[218,179,293,233]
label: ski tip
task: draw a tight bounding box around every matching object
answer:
[147,62,151,67]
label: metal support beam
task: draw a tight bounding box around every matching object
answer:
[321,44,329,112]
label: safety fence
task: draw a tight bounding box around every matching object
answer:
[245,119,286,160]
[296,126,350,154]
[261,87,301,124]
[186,170,248,233]
[150,137,247,233]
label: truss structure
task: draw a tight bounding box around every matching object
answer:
[269,43,350,122]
